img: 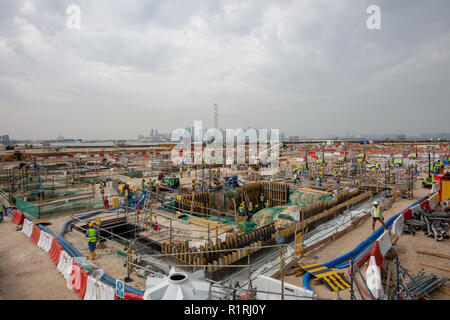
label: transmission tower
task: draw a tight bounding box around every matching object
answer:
[214,104,219,129]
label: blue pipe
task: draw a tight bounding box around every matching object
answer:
[56,210,144,295]
[303,195,428,291]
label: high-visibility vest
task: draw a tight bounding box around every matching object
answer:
[371,207,380,218]
[239,206,245,214]
[87,228,97,243]
[260,195,264,202]
[248,204,253,211]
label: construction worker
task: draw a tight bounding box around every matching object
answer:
[293,172,299,184]
[201,181,207,191]
[371,201,387,232]
[375,162,380,170]
[317,173,322,187]
[85,222,98,260]
[336,174,341,187]
[187,168,191,177]
[169,178,175,192]
[151,179,156,192]
[265,199,270,208]
[99,183,105,195]
[254,203,259,213]
[259,193,265,207]
[239,202,246,217]
[247,202,254,221]
[142,179,146,190]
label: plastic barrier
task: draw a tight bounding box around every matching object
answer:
[57,210,145,298]
[21,218,34,238]
[391,214,404,236]
[84,276,115,300]
[49,238,63,266]
[30,225,41,244]
[11,210,25,225]
[57,250,74,280]
[420,199,431,211]
[68,263,88,299]
[302,195,429,291]
[428,192,440,209]
[123,292,144,300]
[376,230,392,257]
[37,231,54,253]
[365,255,383,299]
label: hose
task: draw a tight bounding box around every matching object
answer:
[56,210,145,296]
[303,195,428,291]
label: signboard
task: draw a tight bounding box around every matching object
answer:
[295,232,303,257]
[116,279,124,299]
[277,235,285,245]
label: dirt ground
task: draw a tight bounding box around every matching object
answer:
[0,218,80,300]
[283,176,450,300]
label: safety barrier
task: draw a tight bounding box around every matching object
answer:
[30,224,41,244]
[11,209,25,225]
[6,207,144,300]
[57,250,74,280]
[84,276,115,300]
[68,263,88,299]
[37,231,54,253]
[49,238,62,266]
[303,195,429,291]
[21,218,34,238]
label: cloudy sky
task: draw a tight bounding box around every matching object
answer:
[0,0,449,140]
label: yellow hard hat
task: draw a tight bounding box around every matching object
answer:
[249,202,252,205]
[89,222,94,227]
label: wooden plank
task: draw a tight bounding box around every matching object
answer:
[416,250,450,261]
[420,263,450,273]
[438,286,450,296]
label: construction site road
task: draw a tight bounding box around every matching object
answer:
[0,218,79,300]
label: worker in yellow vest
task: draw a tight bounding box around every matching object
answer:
[370,201,387,233]
[265,200,270,208]
[85,222,98,260]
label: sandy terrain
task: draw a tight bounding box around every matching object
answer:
[0,218,80,300]
[283,177,450,300]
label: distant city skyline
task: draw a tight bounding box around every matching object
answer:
[1,1,449,140]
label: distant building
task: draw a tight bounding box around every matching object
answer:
[1,135,10,145]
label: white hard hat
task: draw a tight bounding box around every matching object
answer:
[373,201,379,206]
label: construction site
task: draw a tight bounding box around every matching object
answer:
[1,1,450,306]
[1,139,449,300]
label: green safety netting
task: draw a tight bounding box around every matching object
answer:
[40,199,104,216]
[250,190,334,228]
[16,198,40,218]
[16,197,103,218]
[25,189,84,202]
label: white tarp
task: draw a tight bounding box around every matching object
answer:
[366,256,384,299]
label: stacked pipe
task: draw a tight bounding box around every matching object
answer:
[401,269,449,300]
[405,210,450,241]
